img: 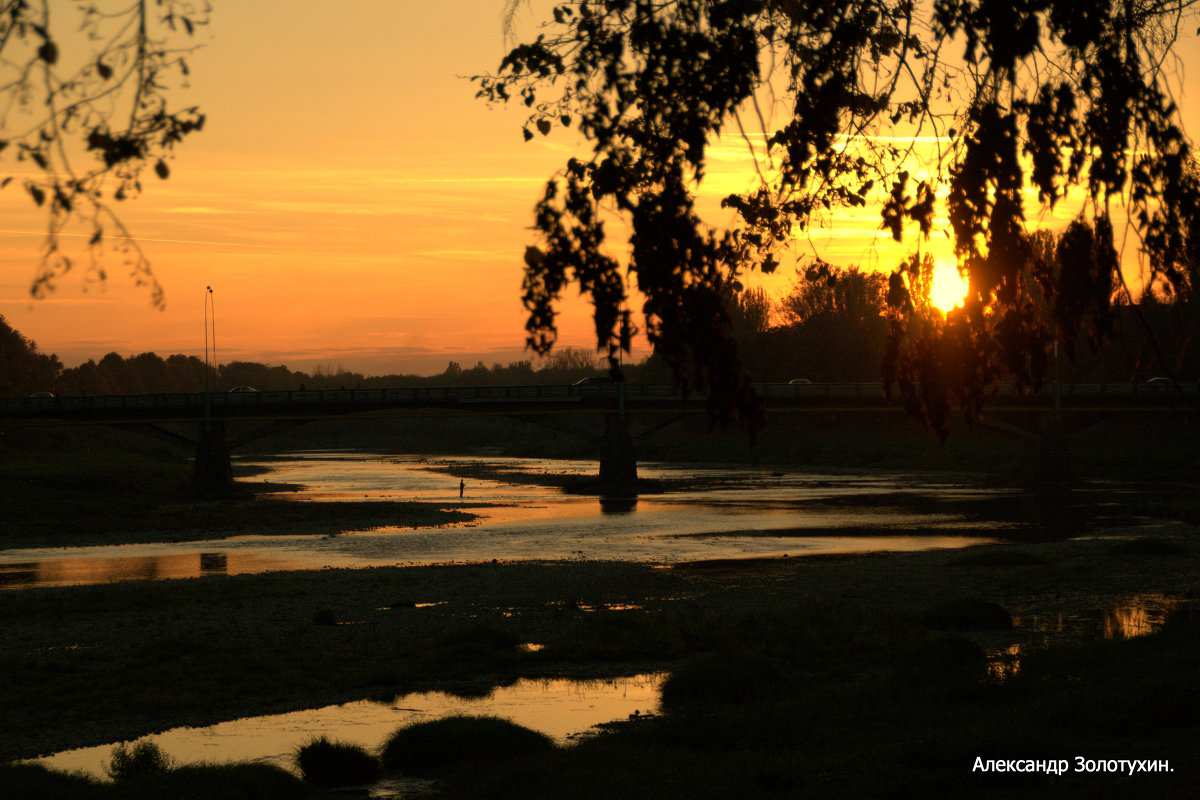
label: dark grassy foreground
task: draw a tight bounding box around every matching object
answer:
[380,715,556,776]
[435,614,1200,799]
[3,425,1199,796]
[0,760,310,800]
[295,736,381,787]
[8,602,1198,799]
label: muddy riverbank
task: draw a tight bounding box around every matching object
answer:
[3,523,1196,764]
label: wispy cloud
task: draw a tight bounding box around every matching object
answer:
[371,175,547,186]
[0,227,273,249]
[0,295,109,305]
[412,248,511,260]
[160,206,236,215]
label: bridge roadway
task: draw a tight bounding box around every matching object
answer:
[2,380,1197,423]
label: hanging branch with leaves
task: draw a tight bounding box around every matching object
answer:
[478,0,1200,435]
[0,0,208,308]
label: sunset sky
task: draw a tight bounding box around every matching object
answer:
[2,1,1197,377]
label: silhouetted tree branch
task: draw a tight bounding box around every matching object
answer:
[0,1,208,308]
[479,0,1200,435]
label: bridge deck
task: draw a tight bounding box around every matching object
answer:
[1,381,1196,423]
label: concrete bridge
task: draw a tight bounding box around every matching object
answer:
[3,381,1195,496]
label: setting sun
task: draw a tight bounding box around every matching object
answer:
[930,262,969,312]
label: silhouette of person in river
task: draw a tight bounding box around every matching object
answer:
[459,479,465,498]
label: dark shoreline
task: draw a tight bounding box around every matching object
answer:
[1,496,483,550]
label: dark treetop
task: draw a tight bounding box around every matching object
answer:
[478,0,1200,436]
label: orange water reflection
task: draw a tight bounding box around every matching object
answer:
[0,552,288,589]
[38,674,664,779]
[1102,593,1177,639]
[986,644,1022,682]
[990,594,1180,680]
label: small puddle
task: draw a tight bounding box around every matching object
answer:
[37,674,664,782]
[1101,593,1178,639]
[1013,593,1179,643]
[989,594,1181,680]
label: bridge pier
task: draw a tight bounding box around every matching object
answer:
[598,413,638,495]
[193,421,234,498]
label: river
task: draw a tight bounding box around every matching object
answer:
[12,452,1179,791]
[0,451,1037,589]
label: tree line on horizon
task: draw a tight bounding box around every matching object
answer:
[0,319,665,398]
[4,261,1197,399]
[731,263,1200,389]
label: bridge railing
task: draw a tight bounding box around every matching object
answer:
[756,382,885,399]
[3,379,1197,417]
[2,382,667,415]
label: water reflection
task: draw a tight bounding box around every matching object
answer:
[38,674,664,779]
[599,495,638,514]
[1013,594,1179,643]
[199,552,228,575]
[0,552,286,590]
[1102,593,1177,639]
[1,453,1053,590]
[989,594,1180,680]
[986,644,1022,682]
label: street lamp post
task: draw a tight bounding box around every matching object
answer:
[196,285,230,497]
[204,286,215,428]
[208,285,216,390]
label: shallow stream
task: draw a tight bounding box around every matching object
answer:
[2,452,1021,589]
[13,453,1185,795]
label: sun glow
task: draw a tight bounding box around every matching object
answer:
[930,261,969,312]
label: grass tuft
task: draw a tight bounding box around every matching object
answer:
[916,598,1013,631]
[295,736,380,787]
[660,652,793,709]
[107,740,172,781]
[114,762,309,799]
[0,762,105,800]
[380,715,556,776]
[1,758,309,800]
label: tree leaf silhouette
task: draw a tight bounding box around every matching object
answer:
[480,0,1200,434]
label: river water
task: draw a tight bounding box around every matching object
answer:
[13,453,1178,792]
[1,452,1016,589]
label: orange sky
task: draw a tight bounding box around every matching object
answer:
[2,2,1198,376]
